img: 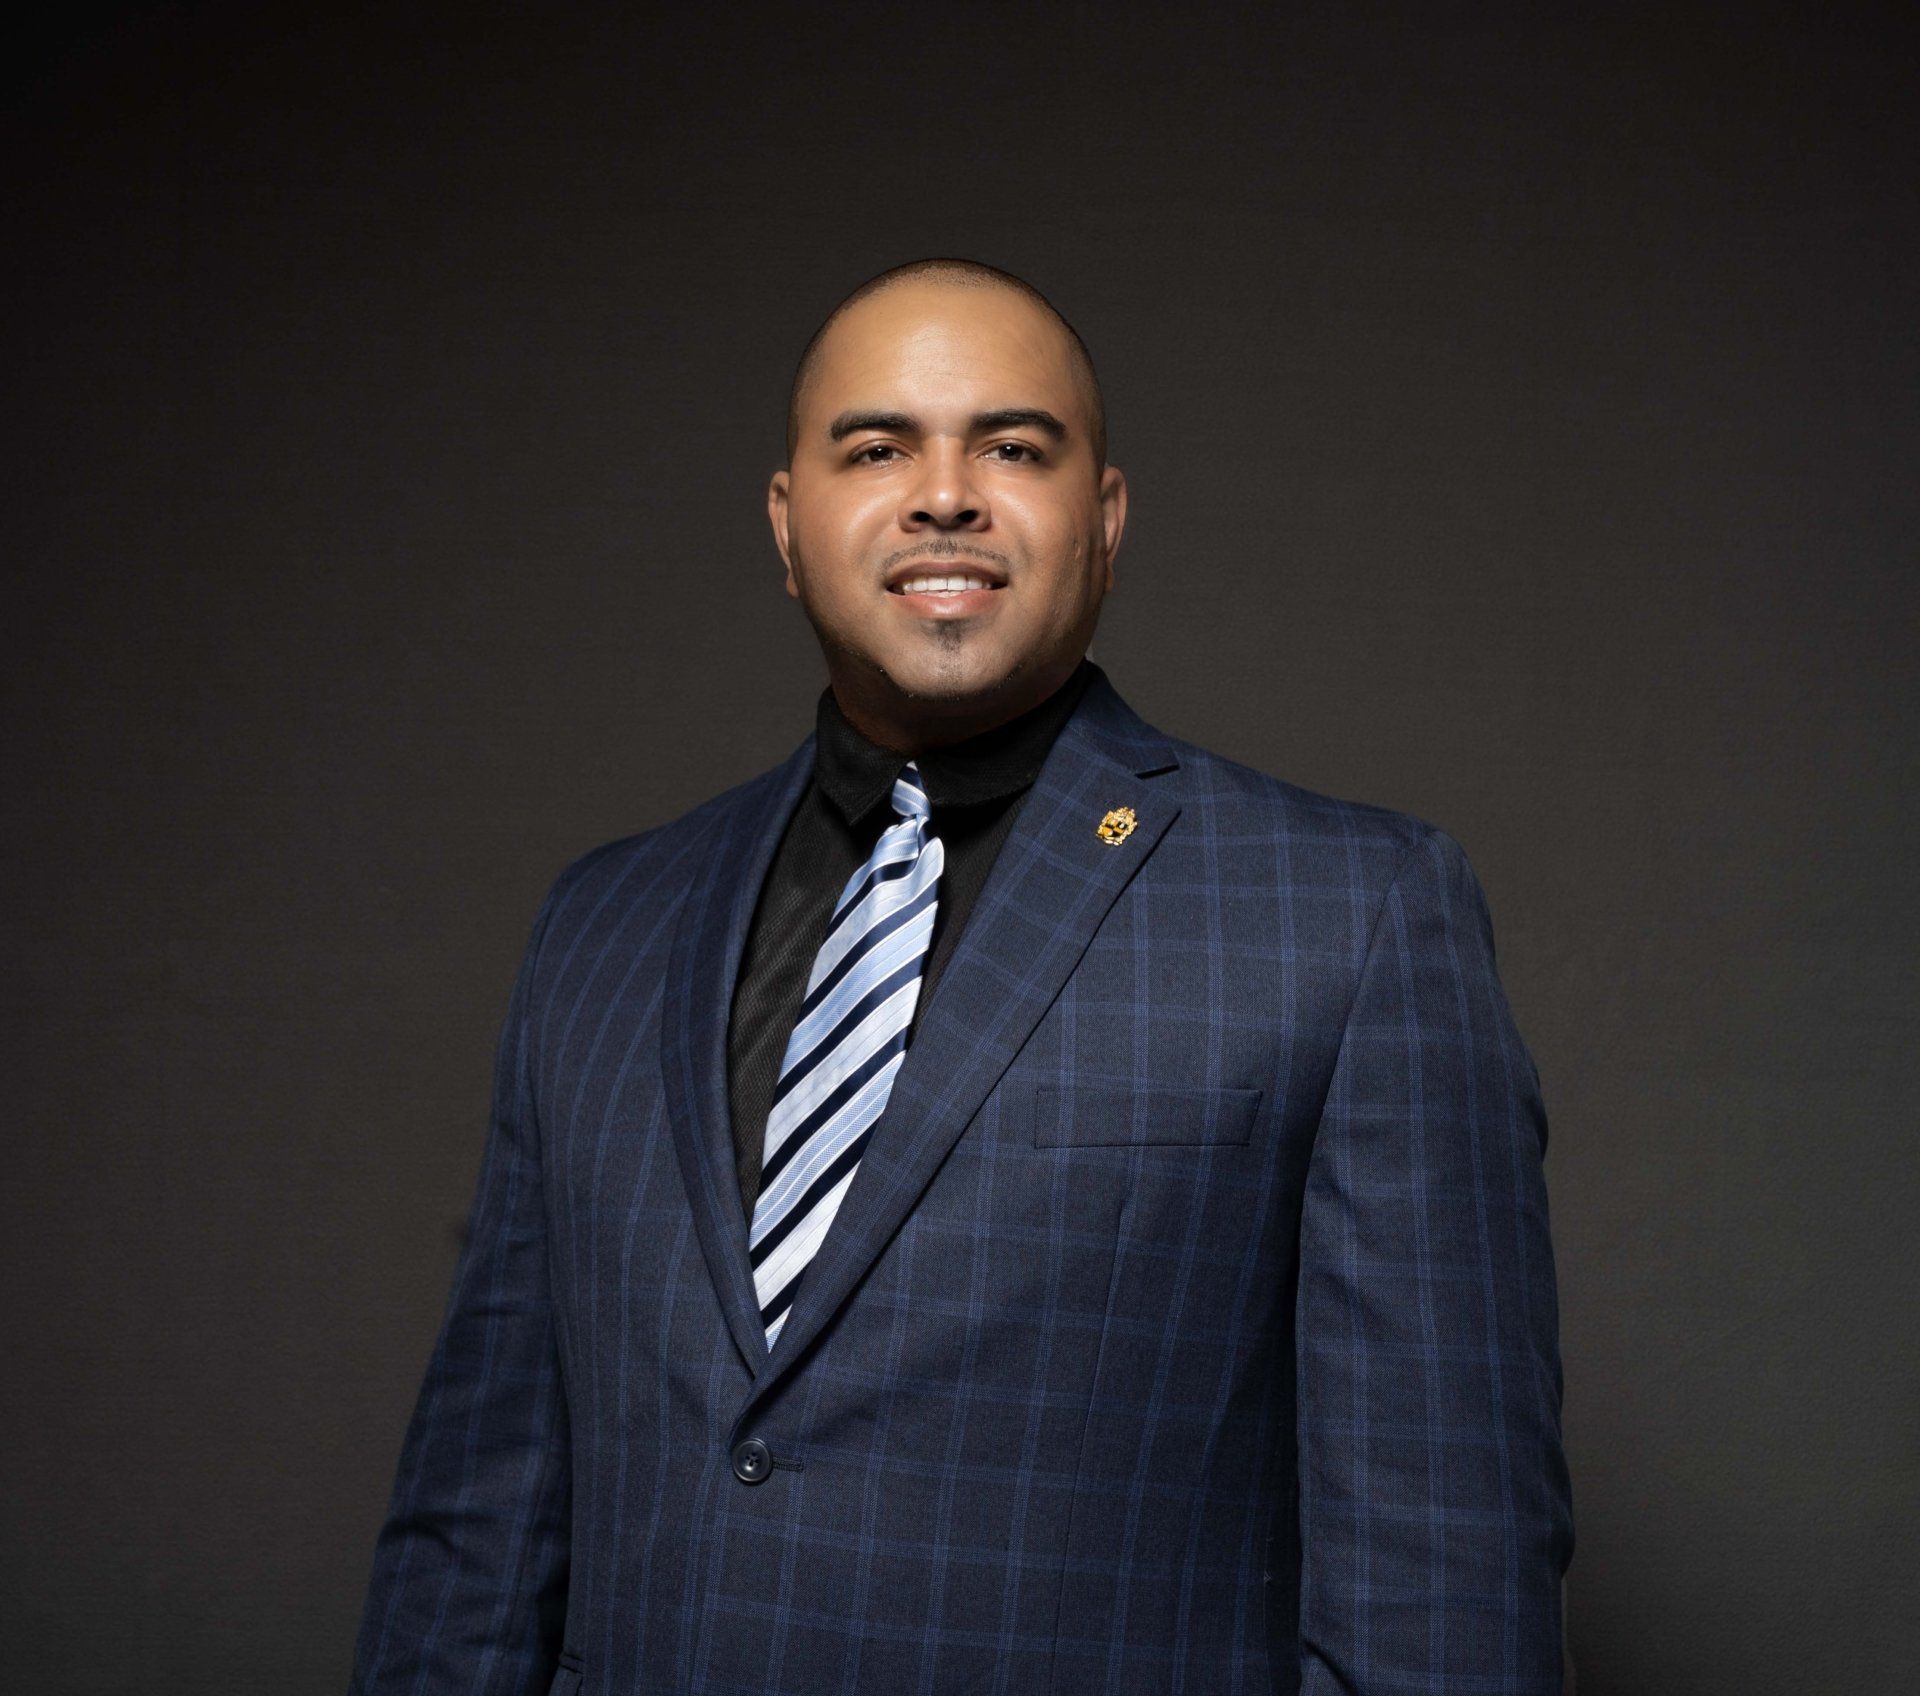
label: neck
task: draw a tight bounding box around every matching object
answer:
[828,656,1085,756]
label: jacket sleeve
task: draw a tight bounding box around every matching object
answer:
[1296,826,1574,1693]
[349,874,573,1694]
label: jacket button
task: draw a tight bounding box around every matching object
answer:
[731,1436,772,1484]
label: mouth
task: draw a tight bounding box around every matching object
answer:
[884,561,1009,616]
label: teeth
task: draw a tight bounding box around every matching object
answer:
[897,574,994,594]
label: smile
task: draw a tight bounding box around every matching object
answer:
[889,574,1004,595]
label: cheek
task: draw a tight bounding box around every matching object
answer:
[800,491,892,564]
[1007,499,1098,583]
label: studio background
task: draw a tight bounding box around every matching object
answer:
[5,3,1915,1691]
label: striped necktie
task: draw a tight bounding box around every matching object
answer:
[749,759,945,1351]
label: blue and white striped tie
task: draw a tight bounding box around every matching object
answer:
[750,760,945,1350]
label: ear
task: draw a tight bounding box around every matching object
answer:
[767,468,799,597]
[1097,465,1128,588]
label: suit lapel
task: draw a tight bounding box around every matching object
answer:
[740,668,1183,1408]
[658,732,818,1379]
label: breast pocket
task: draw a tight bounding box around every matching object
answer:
[1031,1082,1264,1149]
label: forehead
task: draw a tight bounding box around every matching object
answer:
[806,282,1079,415]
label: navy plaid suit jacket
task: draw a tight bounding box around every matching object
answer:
[351,666,1573,1694]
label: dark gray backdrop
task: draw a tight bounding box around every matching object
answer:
[5,3,1915,1691]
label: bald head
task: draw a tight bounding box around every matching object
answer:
[785,258,1105,470]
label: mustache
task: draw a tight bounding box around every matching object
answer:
[878,540,1012,570]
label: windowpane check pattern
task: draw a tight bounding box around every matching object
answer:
[749,760,944,1350]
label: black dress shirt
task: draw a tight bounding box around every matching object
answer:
[726,658,1099,1220]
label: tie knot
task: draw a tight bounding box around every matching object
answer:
[890,760,933,824]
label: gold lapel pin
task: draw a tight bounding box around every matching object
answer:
[1096,806,1138,846]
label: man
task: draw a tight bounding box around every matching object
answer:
[351,258,1574,1694]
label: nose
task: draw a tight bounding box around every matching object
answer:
[897,439,988,531]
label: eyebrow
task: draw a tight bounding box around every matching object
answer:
[826,407,1070,443]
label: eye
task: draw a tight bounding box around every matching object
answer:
[988,441,1041,463]
[851,442,899,465]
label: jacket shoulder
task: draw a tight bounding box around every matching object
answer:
[534,751,796,926]
[1159,738,1493,1000]
[1167,734,1439,861]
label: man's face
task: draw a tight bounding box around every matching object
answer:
[769,280,1126,745]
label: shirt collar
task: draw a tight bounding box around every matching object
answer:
[813,658,1100,827]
